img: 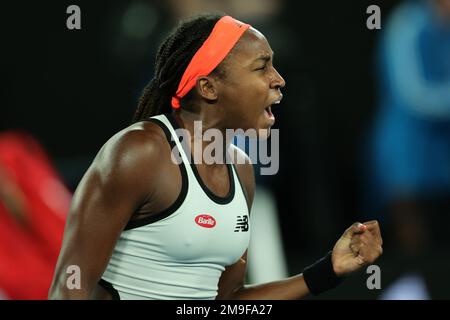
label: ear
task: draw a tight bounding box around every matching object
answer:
[195,76,218,103]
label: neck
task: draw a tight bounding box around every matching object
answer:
[173,108,233,166]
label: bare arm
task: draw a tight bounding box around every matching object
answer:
[217,149,310,299]
[48,127,164,299]
[217,146,383,299]
[217,250,311,300]
[217,223,383,300]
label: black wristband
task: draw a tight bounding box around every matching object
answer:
[302,251,343,295]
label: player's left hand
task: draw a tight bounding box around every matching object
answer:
[331,220,383,276]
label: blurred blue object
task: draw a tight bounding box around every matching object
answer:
[366,0,450,212]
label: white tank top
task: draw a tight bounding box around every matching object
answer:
[100,114,250,300]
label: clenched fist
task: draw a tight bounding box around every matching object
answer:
[331,220,383,276]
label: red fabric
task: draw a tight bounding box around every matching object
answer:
[0,132,70,299]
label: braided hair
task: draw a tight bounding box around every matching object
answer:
[132,13,226,123]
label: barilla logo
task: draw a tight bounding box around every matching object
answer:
[195,215,216,228]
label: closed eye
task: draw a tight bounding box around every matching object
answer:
[255,64,267,71]
[254,54,271,71]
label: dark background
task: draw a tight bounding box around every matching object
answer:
[4,0,441,299]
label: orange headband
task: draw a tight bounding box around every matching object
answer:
[171,16,251,108]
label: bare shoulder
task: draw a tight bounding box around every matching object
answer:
[79,120,173,200]
[229,144,255,209]
[93,121,169,174]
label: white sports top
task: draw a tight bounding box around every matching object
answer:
[100,114,250,300]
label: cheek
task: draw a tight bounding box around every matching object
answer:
[239,80,267,107]
[222,77,269,128]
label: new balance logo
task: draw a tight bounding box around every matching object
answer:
[234,215,249,232]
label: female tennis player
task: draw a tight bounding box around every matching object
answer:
[49,14,383,299]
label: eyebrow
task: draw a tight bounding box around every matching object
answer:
[254,52,274,63]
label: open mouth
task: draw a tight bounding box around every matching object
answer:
[264,98,281,121]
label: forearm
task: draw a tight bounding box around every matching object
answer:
[220,252,342,300]
[227,274,310,300]
[48,283,91,300]
[48,267,97,300]
[49,281,111,300]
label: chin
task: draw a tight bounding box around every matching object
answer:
[233,117,273,139]
[250,117,273,138]
[258,128,271,140]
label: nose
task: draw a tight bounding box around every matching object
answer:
[271,67,286,89]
